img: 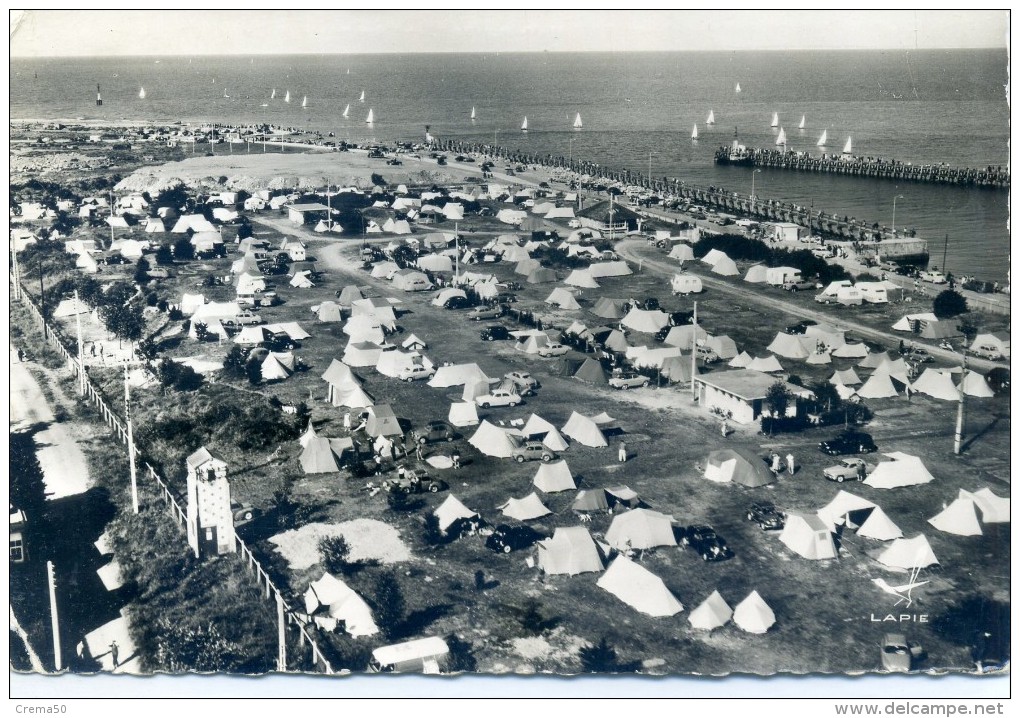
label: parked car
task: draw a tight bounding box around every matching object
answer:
[971,344,1004,361]
[231,501,259,525]
[443,296,473,310]
[385,158,402,165]
[819,431,878,456]
[469,304,504,321]
[412,420,454,445]
[608,372,650,390]
[783,279,816,292]
[397,365,436,382]
[902,346,934,363]
[881,633,925,672]
[785,319,818,335]
[474,389,522,408]
[537,343,569,358]
[224,311,262,327]
[695,345,720,363]
[504,371,539,395]
[680,525,734,562]
[746,502,785,531]
[509,441,556,463]
[385,470,448,495]
[259,333,297,352]
[480,325,511,342]
[919,270,947,285]
[485,524,544,553]
[823,457,871,482]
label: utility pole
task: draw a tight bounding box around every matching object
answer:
[12,239,21,300]
[46,561,62,671]
[276,593,287,673]
[953,354,967,455]
[942,234,949,275]
[75,290,86,396]
[124,364,139,514]
[38,257,46,340]
[691,301,698,401]
[454,222,460,283]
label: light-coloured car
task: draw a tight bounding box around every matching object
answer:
[823,457,870,483]
[920,270,947,284]
[537,342,569,358]
[397,365,435,382]
[608,372,650,390]
[509,441,556,463]
[474,389,522,408]
[504,371,538,395]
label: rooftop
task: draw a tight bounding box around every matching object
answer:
[696,369,810,402]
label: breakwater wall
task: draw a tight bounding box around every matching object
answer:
[713,147,1009,189]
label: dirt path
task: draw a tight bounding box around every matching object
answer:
[615,239,999,373]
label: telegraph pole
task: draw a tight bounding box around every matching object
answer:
[75,290,86,396]
[276,593,287,672]
[38,257,46,339]
[12,239,21,300]
[46,561,62,671]
[124,364,139,513]
[691,301,698,401]
[953,354,967,455]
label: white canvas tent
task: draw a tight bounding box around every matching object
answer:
[533,461,575,493]
[448,401,479,428]
[536,526,604,576]
[959,488,1010,524]
[864,452,935,489]
[564,270,600,289]
[768,333,812,360]
[468,421,521,458]
[743,265,768,283]
[590,298,628,320]
[856,372,900,399]
[911,369,962,401]
[876,535,939,569]
[746,355,784,373]
[856,507,903,541]
[545,287,582,310]
[830,368,862,386]
[701,248,727,266]
[587,261,632,278]
[604,508,677,551]
[663,324,709,350]
[958,371,995,398]
[428,363,491,388]
[711,256,739,276]
[779,512,838,560]
[928,498,983,536]
[832,342,869,359]
[733,591,776,634]
[343,342,383,368]
[561,412,608,448]
[728,351,753,368]
[303,573,379,637]
[434,495,479,534]
[571,489,610,513]
[596,556,683,617]
[688,590,733,631]
[669,243,695,262]
[703,449,774,487]
[499,493,552,521]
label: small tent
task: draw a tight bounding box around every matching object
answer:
[343,342,384,368]
[779,512,838,560]
[587,261,632,278]
[572,358,609,385]
[591,298,628,320]
[876,535,939,569]
[434,495,480,534]
[816,490,877,530]
[300,437,353,474]
[337,285,365,306]
[743,265,768,283]
[830,368,862,386]
[856,372,900,399]
[660,355,697,383]
[928,498,983,536]
[864,452,935,489]
[733,591,776,634]
[858,350,891,369]
[418,254,453,272]
[806,351,832,365]
[911,369,961,401]
[527,267,558,284]
[545,287,582,310]
[499,493,552,521]
[622,308,670,333]
[564,270,600,289]
[711,256,739,276]
[431,288,467,307]
[768,333,811,360]
[429,363,491,388]
[596,556,683,617]
[261,353,293,381]
[468,421,520,458]
[515,258,542,276]
[703,449,774,487]
[537,526,604,576]
[561,412,608,448]
[746,355,784,373]
[688,591,733,631]
[663,325,709,350]
[856,507,903,541]
[958,371,994,398]
[705,335,738,360]
[316,301,344,323]
[701,248,727,266]
[728,351,753,368]
[604,508,677,551]
[533,461,576,493]
[448,401,479,428]
[669,243,695,262]
[571,489,609,513]
[365,405,403,438]
[303,573,379,638]
[832,342,870,359]
[959,488,1010,524]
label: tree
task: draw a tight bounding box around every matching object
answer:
[101,304,145,343]
[318,535,353,575]
[765,381,794,418]
[223,345,248,377]
[155,183,190,210]
[154,245,174,266]
[134,255,151,285]
[172,237,195,261]
[579,637,620,673]
[933,290,968,319]
[244,358,262,385]
[373,572,406,639]
[370,173,387,187]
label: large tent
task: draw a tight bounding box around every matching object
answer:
[343,341,384,368]
[448,401,479,428]
[779,512,838,560]
[669,243,695,262]
[960,488,1010,524]
[602,330,631,353]
[303,573,379,637]
[767,333,812,360]
[856,372,900,399]
[728,351,753,368]
[660,355,697,383]
[911,369,961,401]
[733,591,776,634]
[703,449,774,487]
[571,489,610,513]
[876,535,939,569]
[343,316,386,344]
[418,254,453,272]
[832,342,870,359]
[891,312,939,332]
[688,591,733,631]
[830,368,862,386]
[701,248,728,266]
[468,421,521,458]
[515,258,542,276]
[316,301,344,323]
[572,358,609,385]
[663,325,709,350]
[431,288,467,307]
[711,256,739,276]
[858,350,892,369]
[604,508,677,551]
[533,460,576,493]
[322,360,373,409]
[857,507,903,541]
[376,350,431,379]
[300,436,354,474]
[806,351,832,365]
[351,298,398,328]
[527,267,558,284]
[591,298,628,320]
[864,452,935,489]
[746,355,784,373]
[429,363,491,388]
[537,526,605,576]
[587,261,632,278]
[564,270,600,289]
[499,493,552,521]
[365,405,403,438]
[561,412,608,447]
[434,495,480,534]
[705,335,739,360]
[596,556,683,617]
[337,285,365,306]
[522,414,570,451]
[928,498,983,536]
[743,265,768,283]
[370,261,400,279]
[622,308,670,333]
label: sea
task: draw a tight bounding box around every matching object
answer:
[10,50,1011,282]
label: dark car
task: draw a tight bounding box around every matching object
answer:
[819,430,878,456]
[385,470,448,495]
[480,325,511,341]
[680,525,734,562]
[231,501,259,526]
[894,265,920,278]
[259,333,298,352]
[642,297,660,311]
[746,502,785,531]
[485,524,544,554]
[386,158,402,165]
[785,319,818,335]
[443,296,472,310]
[413,420,454,445]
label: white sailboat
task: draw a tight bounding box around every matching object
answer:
[817,129,828,147]
[302,96,308,108]
[471,106,476,120]
[359,90,365,103]
[271,88,276,99]
[798,115,805,130]
[770,112,779,128]
[842,136,853,154]
[285,91,290,103]
[707,110,715,125]
[366,108,374,124]
[691,124,699,140]
[139,87,146,99]
[521,116,528,132]
[342,104,350,119]
[775,127,787,146]
[735,83,741,93]
[573,113,582,129]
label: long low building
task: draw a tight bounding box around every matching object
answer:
[694,369,813,424]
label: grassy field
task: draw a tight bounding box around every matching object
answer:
[38,197,1008,677]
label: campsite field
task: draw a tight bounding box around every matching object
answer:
[65,192,1010,675]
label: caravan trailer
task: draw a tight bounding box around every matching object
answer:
[368,636,450,674]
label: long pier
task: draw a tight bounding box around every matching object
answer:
[714,146,1009,190]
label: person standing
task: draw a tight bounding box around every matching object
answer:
[786,453,795,475]
[720,419,728,438]
[343,412,351,431]
[109,640,120,668]
[770,452,781,475]
[416,442,424,462]
[618,441,627,463]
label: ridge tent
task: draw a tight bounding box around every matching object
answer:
[711,256,739,276]
[835,384,860,401]
[806,351,832,365]
[959,488,1010,524]
[434,495,480,534]
[531,202,556,216]
[432,288,467,307]
[728,351,753,368]
[587,261,632,278]
[316,301,344,323]
[429,363,491,388]
[522,413,570,451]
[351,299,397,328]
[597,556,683,617]
[660,355,697,383]
[832,342,869,359]
[603,330,630,353]
[144,218,165,233]
[382,218,412,235]
[622,308,670,333]
[591,411,616,425]
[468,421,521,458]
[537,425,570,451]
[663,324,709,350]
[688,590,733,631]
[365,405,403,438]
[919,320,963,341]
[376,350,432,379]
[290,271,315,289]
[876,535,939,569]
[856,372,899,399]
[856,506,903,541]
[261,353,293,381]
[768,333,812,360]
[779,512,837,560]
[537,526,605,576]
[337,285,365,306]
[515,333,550,355]
[671,273,704,294]
[343,316,386,344]
[448,401,479,428]
[234,326,273,345]
[816,490,876,529]
[533,461,576,493]
[527,267,558,284]
[969,332,1009,359]
[545,287,582,310]
[701,248,727,266]
[746,355,784,373]
[501,246,531,262]
[864,453,935,489]
[703,448,774,487]
[561,412,608,448]
[402,334,427,351]
[604,508,677,551]
[391,269,432,292]
[858,350,892,369]
[462,378,493,401]
[303,573,379,638]
[497,208,527,226]
[605,486,640,509]
[322,358,354,388]
[733,591,776,634]
[830,368,862,386]
[630,346,683,370]
[564,270,600,289]
[928,498,982,536]
[669,243,695,262]
[499,493,552,521]
[418,254,454,272]
[53,297,91,318]
[706,335,738,360]
[958,371,994,398]
[591,298,628,320]
[370,261,400,279]
[572,489,609,513]
[743,264,768,283]
[300,436,353,474]
[911,369,962,401]
[180,293,206,316]
[343,342,384,368]
[564,321,592,340]
[892,312,938,332]
[515,258,542,276]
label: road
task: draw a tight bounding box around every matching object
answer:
[614,240,1001,374]
[10,351,91,500]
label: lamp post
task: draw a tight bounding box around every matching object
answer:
[892,194,904,235]
[750,168,762,199]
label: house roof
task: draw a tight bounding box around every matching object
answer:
[696,369,810,402]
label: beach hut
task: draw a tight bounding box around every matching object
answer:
[596,556,683,617]
[743,264,768,283]
[779,512,838,560]
[928,498,983,537]
[688,590,733,631]
[876,535,939,570]
[537,527,604,576]
[711,256,739,276]
[533,461,576,493]
[468,421,521,458]
[561,412,607,448]
[448,401,479,428]
[571,489,610,513]
[911,369,961,401]
[864,452,935,489]
[499,493,552,521]
[604,508,677,551]
[703,449,774,487]
[733,591,776,634]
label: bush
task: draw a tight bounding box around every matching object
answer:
[155,245,174,265]
[156,358,204,392]
[244,358,262,385]
[172,237,195,261]
[223,346,247,377]
[371,572,406,640]
[579,637,620,673]
[318,535,353,575]
[933,290,968,319]
[765,381,793,417]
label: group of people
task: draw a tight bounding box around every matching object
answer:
[769,451,796,477]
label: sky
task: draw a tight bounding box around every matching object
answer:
[9,9,1010,57]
